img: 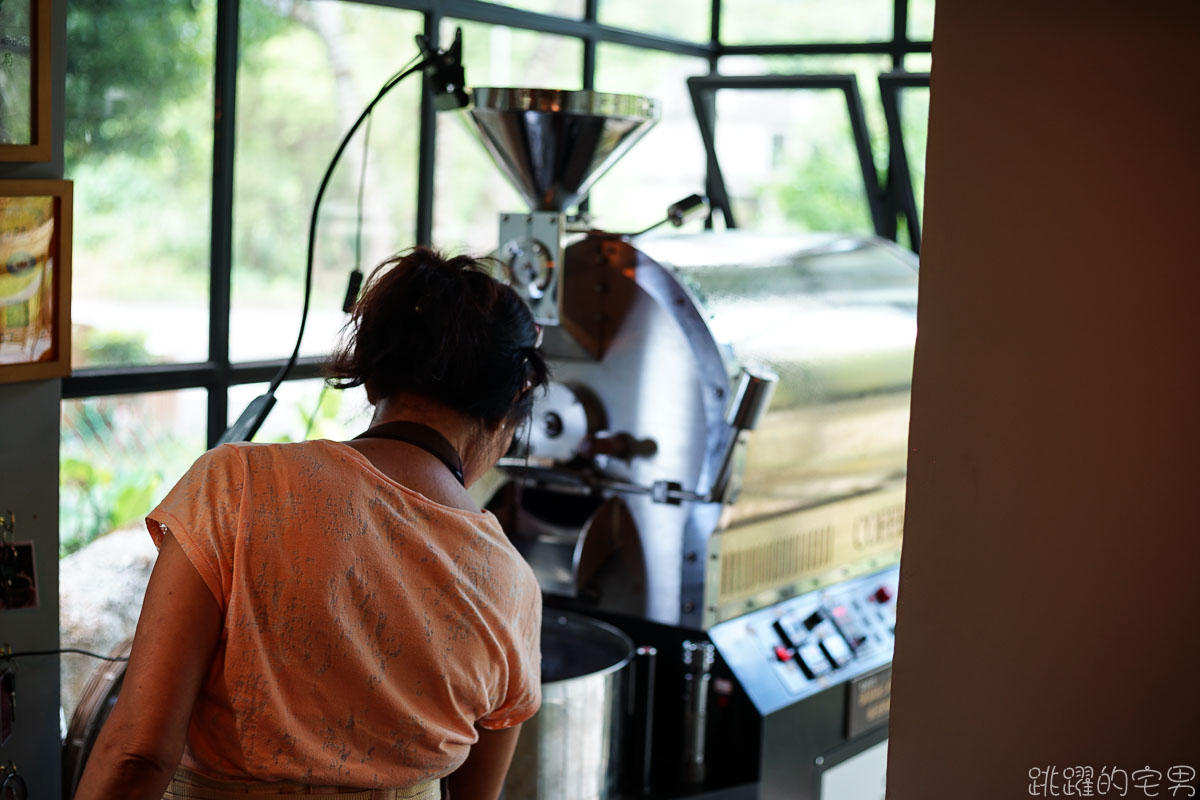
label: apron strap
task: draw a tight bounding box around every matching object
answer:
[163,766,441,800]
[353,421,465,486]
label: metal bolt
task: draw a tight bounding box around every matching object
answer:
[714,386,725,399]
[683,601,696,613]
[685,552,698,563]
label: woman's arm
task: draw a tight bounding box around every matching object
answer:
[445,723,524,800]
[72,531,223,800]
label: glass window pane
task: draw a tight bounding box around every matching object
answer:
[721,0,893,44]
[599,0,711,43]
[229,379,372,443]
[60,388,208,722]
[60,389,208,555]
[718,54,893,166]
[711,88,875,234]
[65,2,215,368]
[231,2,422,363]
[900,87,930,225]
[588,45,710,234]
[434,21,583,254]
[0,1,34,145]
[908,0,935,41]
[905,53,933,72]
[713,56,892,234]
[500,0,585,17]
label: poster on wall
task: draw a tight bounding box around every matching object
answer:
[0,180,72,383]
[0,0,51,161]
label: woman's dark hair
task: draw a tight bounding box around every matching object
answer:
[326,248,550,425]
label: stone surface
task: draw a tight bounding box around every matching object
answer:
[58,525,157,723]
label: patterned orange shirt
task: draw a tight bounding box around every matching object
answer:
[146,441,542,788]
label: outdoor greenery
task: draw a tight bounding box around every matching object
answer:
[59,395,194,557]
[0,0,34,144]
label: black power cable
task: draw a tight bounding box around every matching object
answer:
[218,29,468,446]
[3,648,129,662]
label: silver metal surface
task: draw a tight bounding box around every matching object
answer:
[489,230,917,627]
[681,641,716,786]
[636,231,919,525]
[726,368,778,431]
[473,87,658,119]
[499,211,567,324]
[466,88,659,211]
[528,382,594,463]
[505,611,634,800]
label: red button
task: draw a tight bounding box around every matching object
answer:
[774,645,793,662]
[872,586,893,604]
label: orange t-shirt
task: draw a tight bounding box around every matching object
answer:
[146,440,542,788]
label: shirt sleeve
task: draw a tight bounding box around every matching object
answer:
[145,444,247,613]
[477,575,543,730]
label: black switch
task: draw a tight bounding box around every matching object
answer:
[773,620,797,649]
[795,643,829,679]
[819,636,852,669]
[804,610,825,631]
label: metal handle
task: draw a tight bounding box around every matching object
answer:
[632,194,710,236]
[667,194,708,227]
[707,366,779,502]
[726,367,778,431]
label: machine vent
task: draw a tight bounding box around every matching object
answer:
[719,525,835,599]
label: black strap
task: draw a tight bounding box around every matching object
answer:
[353,421,465,486]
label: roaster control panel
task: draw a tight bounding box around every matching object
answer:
[709,566,899,715]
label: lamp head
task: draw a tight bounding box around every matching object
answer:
[416,27,469,111]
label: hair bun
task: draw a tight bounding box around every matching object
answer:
[326,247,550,424]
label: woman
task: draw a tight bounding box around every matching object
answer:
[74,249,550,800]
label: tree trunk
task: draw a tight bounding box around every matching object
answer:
[295,1,395,271]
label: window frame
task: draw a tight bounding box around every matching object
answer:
[61,0,932,447]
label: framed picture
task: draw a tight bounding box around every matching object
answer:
[0,0,51,161]
[0,179,71,383]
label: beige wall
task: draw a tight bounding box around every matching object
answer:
[887,1,1200,797]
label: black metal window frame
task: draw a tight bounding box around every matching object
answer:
[879,70,931,251]
[61,0,933,449]
[688,74,888,236]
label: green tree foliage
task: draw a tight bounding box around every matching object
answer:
[65,0,212,163]
[60,455,162,556]
[771,149,874,233]
[0,0,34,144]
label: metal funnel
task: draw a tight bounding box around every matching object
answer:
[466,88,659,212]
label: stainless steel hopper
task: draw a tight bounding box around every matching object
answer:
[462,87,659,326]
[466,87,659,212]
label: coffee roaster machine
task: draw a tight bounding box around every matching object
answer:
[464,89,917,800]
